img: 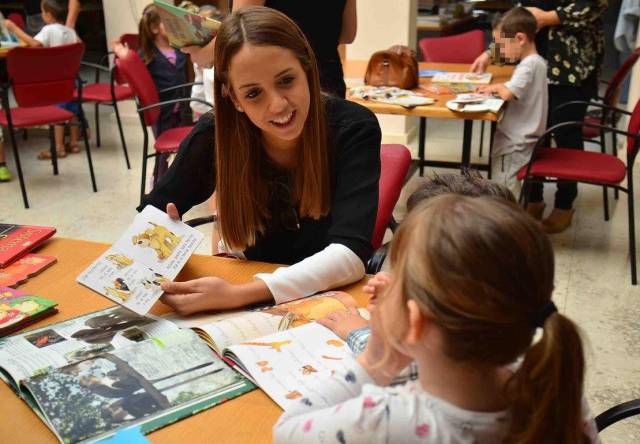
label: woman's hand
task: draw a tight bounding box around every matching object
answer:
[181,40,215,68]
[160,277,242,315]
[317,307,369,340]
[470,51,491,73]
[166,203,180,221]
[526,7,560,30]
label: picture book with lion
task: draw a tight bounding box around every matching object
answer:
[77,206,204,315]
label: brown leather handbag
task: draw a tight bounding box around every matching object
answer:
[364,45,419,90]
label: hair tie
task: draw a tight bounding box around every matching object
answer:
[532,301,557,328]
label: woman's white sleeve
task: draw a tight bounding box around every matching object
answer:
[255,243,365,304]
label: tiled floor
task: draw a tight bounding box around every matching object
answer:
[1,104,639,442]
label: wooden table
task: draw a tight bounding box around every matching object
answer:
[345,60,514,174]
[0,237,369,444]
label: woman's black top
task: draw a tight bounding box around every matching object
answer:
[140,95,382,266]
[265,0,348,97]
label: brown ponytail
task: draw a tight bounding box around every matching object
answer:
[506,314,588,444]
[138,4,162,64]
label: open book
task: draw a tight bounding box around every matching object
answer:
[0,306,254,443]
[77,206,203,315]
[166,291,369,410]
[432,72,492,84]
[154,0,221,48]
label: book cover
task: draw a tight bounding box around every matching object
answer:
[0,286,58,337]
[0,254,57,287]
[0,224,56,267]
[154,0,221,48]
[77,206,204,315]
[431,72,492,85]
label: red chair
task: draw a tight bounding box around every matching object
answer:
[7,13,25,31]
[0,43,97,208]
[418,30,489,168]
[518,98,640,285]
[119,33,140,52]
[115,49,211,205]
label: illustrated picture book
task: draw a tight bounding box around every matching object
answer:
[0,286,58,336]
[431,71,492,85]
[0,254,57,287]
[166,291,370,411]
[0,223,56,267]
[0,11,20,47]
[0,306,254,443]
[154,0,221,48]
[77,206,204,315]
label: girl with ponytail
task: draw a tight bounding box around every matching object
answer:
[274,194,599,444]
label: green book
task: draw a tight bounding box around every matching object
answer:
[154,0,221,48]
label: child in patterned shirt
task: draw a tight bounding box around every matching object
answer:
[274,194,599,444]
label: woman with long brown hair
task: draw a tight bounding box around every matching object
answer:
[142,7,381,315]
[275,195,599,444]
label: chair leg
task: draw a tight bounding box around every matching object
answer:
[7,126,29,208]
[479,121,485,157]
[21,129,27,141]
[628,175,637,285]
[418,117,426,177]
[94,103,101,147]
[79,110,98,192]
[613,132,619,200]
[603,186,610,221]
[140,144,149,207]
[113,102,131,169]
[49,125,58,176]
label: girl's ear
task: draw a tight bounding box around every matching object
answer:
[405,299,426,345]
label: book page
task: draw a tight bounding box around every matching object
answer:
[77,206,203,314]
[22,329,250,444]
[432,72,492,84]
[226,323,360,410]
[0,306,179,389]
[154,0,220,48]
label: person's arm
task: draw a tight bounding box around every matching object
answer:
[66,0,81,29]
[339,0,357,44]
[6,20,41,46]
[476,83,515,101]
[528,0,606,30]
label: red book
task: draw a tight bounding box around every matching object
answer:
[0,224,56,268]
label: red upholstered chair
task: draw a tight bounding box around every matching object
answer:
[115,49,211,205]
[7,13,25,31]
[418,30,489,162]
[518,98,640,285]
[119,33,140,52]
[0,42,97,208]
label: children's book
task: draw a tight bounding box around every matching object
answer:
[154,0,221,48]
[432,72,492,85]
[166,291,369,411]
[0,11,20,48]
[0,306,254,443]
[77,206,204,316]
[0,286,58,336]
[0,223,56,267]
[0,254,57,287]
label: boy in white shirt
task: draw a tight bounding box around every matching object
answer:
[6,0,82,161]
[476,7,548,198]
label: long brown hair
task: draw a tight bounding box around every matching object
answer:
[213,7,329,250]
[389,195,588,444]
[138,4,161,64]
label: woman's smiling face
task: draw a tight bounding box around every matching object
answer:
[229,44,311,149]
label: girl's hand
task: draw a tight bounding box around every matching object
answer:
[112,42,129,58]
[470,51,491,73]
[362,272,392,301]
[160,277,244,315]
[166,203,180,221]
[317,307,369,340]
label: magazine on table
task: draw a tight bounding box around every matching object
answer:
[166,291,370,411]
[154,0,221,48]
[0,306,254,443]
[77,206,204,315]
[432,72,492,84]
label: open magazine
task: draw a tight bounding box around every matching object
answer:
[432,72,492,85]
[154,0,221,48]
[0,306,254,443]
[77,206,204,315]
[166,291,369,410]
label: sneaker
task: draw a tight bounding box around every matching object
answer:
[542,208,575,234]
[0,165,11,182]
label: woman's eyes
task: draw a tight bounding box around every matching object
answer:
[243,76,295,100]
[279,75,295,86]
[245,88,261,100]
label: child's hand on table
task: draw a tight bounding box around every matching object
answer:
[4,20,16,33]
[363,272,392,307]
[317,307,369,340]
[475,84,497,95]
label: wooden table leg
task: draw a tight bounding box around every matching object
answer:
[461,119,473,169]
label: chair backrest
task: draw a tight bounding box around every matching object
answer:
[604,47,640,106]
[419,30,485,63]
[7,42,84,107]
[7,13,25,31]
[115,49,161,126]
[372,144,412,249]
[120,33,140,52]
[627,98,640,157]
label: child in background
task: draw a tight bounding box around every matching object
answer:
[190,4,221,120]
[275,195,599,444]
[475,7,547,199]
[5,0,82,161]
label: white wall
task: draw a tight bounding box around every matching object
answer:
[347,0,418,144]
[103,0,149,49]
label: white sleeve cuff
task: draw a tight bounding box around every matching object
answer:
[255,243,366,304]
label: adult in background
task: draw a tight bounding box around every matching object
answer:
[472,1,607,233]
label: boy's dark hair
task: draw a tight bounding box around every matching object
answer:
[492,6,537,41]
[406,170,516,212]
[41,0,68,23]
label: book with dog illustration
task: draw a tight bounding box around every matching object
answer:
[77,206,204,315]
[154,0,221,48]
[0,306,253,443]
